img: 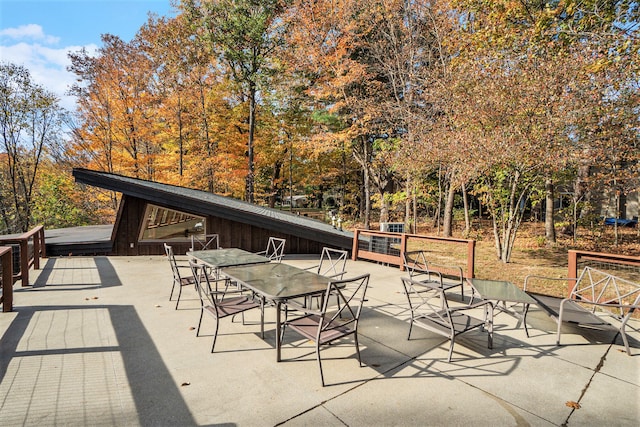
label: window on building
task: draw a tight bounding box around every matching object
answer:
[139,204,205,242]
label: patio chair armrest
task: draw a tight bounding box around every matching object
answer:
[410,269,444,285]
[302,264,320,272]
[428,262,464,281]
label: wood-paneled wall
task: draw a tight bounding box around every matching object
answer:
[112,195,326,256]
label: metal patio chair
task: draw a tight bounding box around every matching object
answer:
[305,247,348,279]
[257,237,286,262]
[190,233,220,252]
[281,273,370,386]
[524,266,640,355]
[401,276,493,361]
[165,243,199,310]
[403,250,466,302]
[302,247,349,308]
[189,260,262,353]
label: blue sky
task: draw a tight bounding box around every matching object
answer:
[0,0,176,110]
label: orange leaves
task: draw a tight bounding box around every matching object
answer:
[565,401,581,409]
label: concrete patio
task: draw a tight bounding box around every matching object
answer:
[0,255,638,426]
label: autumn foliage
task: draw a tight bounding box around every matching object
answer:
[2,0,638,261]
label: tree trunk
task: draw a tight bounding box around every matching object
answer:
[267,161,282,208]
[462,183,470,237]
[246,83,256,203]
[363,166,371,229]
[434,164,442,233]
[545,177,556,243]
[404,177,413,233]
[379,189,389,224]
[443,182,455,237]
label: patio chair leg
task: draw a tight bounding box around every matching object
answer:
[619,323,631,355]
[175,285,182,310]
[211,318,220,353]
[196,308,204,336]
[316,342,325,387]
[447,337,455,362]
[260,298,265,339]
[354,333,362,367]
[522,303,530,338]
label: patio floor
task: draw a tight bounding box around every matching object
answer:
[0,255,638,426]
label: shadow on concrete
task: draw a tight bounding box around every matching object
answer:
[0,304,197,425]
[28,256,122,289]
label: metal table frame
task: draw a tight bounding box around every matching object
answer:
[221,262,330,361]
[187,248,270,269]
[467,278,537,335]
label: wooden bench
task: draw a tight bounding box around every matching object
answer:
[524,267,640,355]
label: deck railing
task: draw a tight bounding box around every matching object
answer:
[351,229,476,278]
[0,246,13,312]
[568,250,640,295]
[0,225,46,286]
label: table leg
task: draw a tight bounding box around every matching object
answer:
[522,303,530,337]
[276,301,282,362]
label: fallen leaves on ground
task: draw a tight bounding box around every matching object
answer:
[566,401,581,409]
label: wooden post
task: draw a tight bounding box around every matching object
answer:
[1,247,13,312]
[467,240,476,279]
[20,239,29,286]
[351,229,360,261]
[568,250,578,297]
[399,233,407,271]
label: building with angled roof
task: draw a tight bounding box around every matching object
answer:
[70,168,353,256]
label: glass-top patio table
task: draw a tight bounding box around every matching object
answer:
[221,262,331,361]
[467,278,537,336]
[187,248,270,268]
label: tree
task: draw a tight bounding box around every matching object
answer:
[181,0,286,203]
[436,0,636,261]
[0,63,65,233]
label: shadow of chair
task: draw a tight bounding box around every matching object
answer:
[281,273,370,386]
[401,276,493,362]
[164,243,198,310]
[257,237,286,262]
[403,250,466,302]
[189,260,263,353]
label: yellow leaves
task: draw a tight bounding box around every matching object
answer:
[586,58,610,74]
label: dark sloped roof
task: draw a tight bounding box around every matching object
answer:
[72,168,353,249]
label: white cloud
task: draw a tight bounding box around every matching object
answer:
[1,38,98,111]
[0,24,60,45]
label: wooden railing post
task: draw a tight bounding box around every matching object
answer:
[352,229,360,261]
[0,225,46,287]
[20,239,29,286]
[399,233,407,271]
[568,250,578,296]
[467,240,476,279]
[1,247,13,312]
